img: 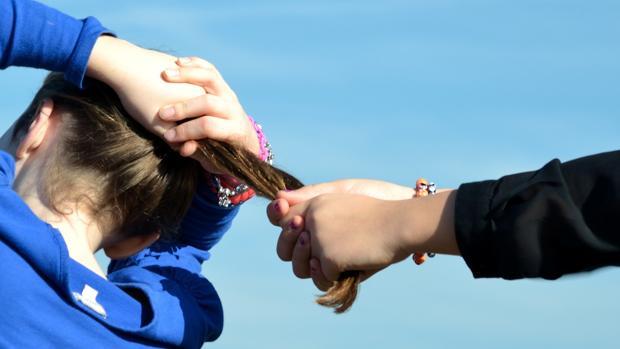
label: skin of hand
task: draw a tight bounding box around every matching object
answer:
[86,36,203,137]
[86,37,259,172]
[158,57,260,163]
[267,179,418,228]
[267,179,459,291]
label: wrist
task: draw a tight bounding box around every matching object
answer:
[400,189,459,256]
[86,36,153,90]
[86,36,127,85]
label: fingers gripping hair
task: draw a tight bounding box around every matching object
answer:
[194,139,361,313]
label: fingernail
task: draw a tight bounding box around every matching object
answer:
[165,69,179,78]
[159,105,176,119]
[299,232,307,246]
[178,57,192,65]
[273,202,280,211]
[164,129,176,142]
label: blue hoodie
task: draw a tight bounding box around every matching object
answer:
[0,1,238,347]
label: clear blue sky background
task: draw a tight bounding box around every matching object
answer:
[1,1,619,348]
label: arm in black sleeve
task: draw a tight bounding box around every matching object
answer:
[455,150,620,280]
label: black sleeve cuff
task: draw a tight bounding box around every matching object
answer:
[454,179,499,278]
[453,152,620,280]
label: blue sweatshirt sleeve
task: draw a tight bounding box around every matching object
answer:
[179,180,240,251]
[0,0,110,87]
[107,179,241,344]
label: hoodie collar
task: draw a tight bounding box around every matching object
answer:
[0,151,144,332]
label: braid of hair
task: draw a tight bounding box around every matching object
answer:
[197,139,361,313]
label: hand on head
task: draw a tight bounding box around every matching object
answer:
[88,38,260,173]
[158,57,260,167]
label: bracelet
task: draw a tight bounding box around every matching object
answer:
[214,175,256,208]
[247,115,274,165]
[412,178,436,265]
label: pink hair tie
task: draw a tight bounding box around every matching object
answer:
[247,115,273,164]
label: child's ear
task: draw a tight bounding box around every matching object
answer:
[103,232,160,260]
[15,99,55,160]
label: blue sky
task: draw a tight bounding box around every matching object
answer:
[2,1,619,348]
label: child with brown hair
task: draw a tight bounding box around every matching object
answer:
[0,0,269,347]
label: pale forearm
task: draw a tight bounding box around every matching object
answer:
[85,36,204,137]
[86,36,138,87]
[87,36,177,90]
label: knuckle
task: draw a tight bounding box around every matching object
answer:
[177,102,189,116]
[202,61,216,71]
[211,100,227,116]
[172,126,185,139]
[201,74,219,88]
[198,93,212,105]
[194,94,213,111]
[198,117,211,130]
[304,208,321,230]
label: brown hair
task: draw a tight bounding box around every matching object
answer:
[192,135,362,313]
[14,72,360,313]
[13,73,199,239]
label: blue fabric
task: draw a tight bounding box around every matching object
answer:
[0,150,237,347]
[0,0,110,87]
[0,1,240,346]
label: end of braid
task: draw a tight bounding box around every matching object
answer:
[316,271,361,313]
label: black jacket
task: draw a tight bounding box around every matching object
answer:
[455,150,620,279]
